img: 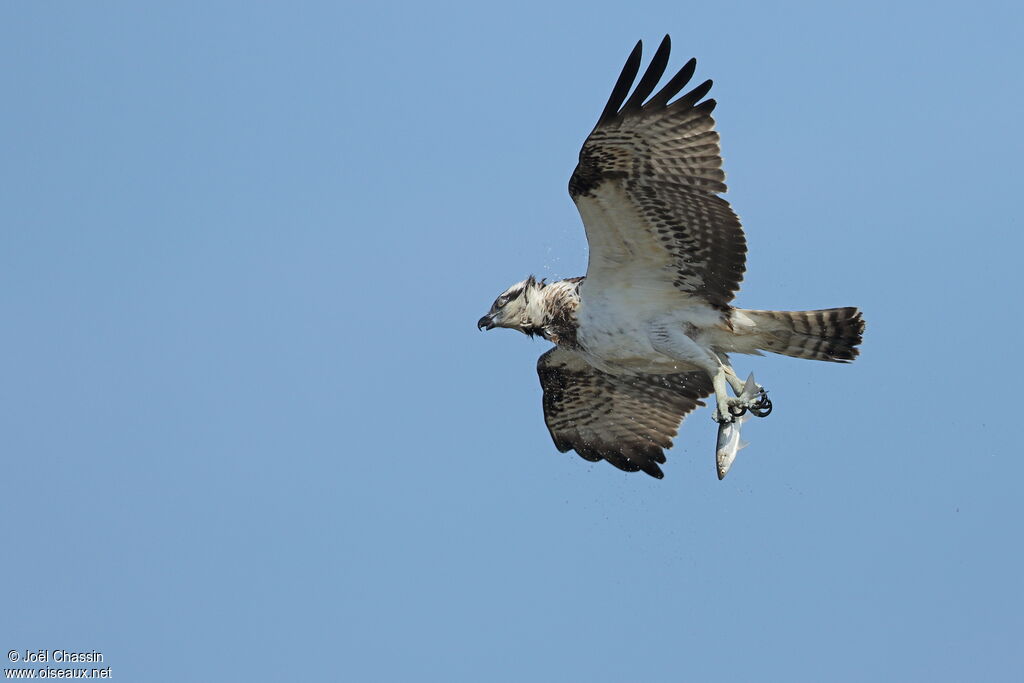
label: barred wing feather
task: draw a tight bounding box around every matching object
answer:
[569,35,746,310]
[537,347,712,478]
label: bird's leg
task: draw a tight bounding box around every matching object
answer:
[648,324,771,424]
[723,366,749,395]
[717,364,772,421]
[711,367,736,424]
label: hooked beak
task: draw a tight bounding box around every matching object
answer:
[477,314,496,331]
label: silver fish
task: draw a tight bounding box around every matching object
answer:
[715,374,759,479]
[716,414,749,479]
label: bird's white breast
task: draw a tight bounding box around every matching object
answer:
[575,285,722,375]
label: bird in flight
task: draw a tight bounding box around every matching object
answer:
[478,36,864,479]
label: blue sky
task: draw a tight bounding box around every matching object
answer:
[2,1,1022,681]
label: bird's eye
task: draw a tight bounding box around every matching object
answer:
[496,295,510,308]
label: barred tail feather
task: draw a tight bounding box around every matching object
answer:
[744,307,865,362]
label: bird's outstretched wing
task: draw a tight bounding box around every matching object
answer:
[537,347,712,478]
[569,35,745,310]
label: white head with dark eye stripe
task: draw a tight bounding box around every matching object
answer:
[477,276,546,336]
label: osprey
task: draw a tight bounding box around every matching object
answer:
[478,36,864,479]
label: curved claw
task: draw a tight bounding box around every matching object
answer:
[749,392,773,418]
[728,403,748,418]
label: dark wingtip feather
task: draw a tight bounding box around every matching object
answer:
[640,462,665,479]
[695,98,717,115]
[596,40,643,127]
[621,34,671,113]
[672,78,714,110]
[647,56,697,109]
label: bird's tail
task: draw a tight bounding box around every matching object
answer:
[741,307,865,362]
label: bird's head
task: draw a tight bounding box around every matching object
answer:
[477,276,546,336]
